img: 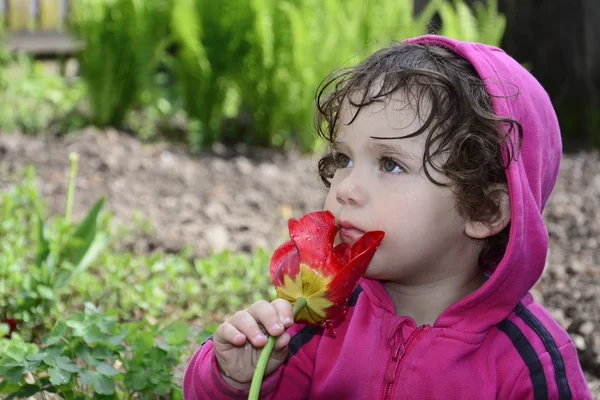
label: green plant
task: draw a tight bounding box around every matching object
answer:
[0,155,106,339]
[439,0,506,46]
[1,162,277,328]
[167,0,441,150]
[70,0,172,127]
[0,55,85,134]
[169,0,252,146]
[0,304,187,398]
[235,0,442,149]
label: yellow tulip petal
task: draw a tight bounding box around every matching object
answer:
[275,264,334,324]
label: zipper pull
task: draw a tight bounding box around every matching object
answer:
[384,341,404,383]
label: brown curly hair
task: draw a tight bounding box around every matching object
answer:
[315,42,522,269]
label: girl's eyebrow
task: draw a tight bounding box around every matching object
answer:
[370,142,416,160]
[332,140,416,160]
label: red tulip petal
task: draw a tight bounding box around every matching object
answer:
[270,239,300,286]
[332,242,352,264]
[350,230,385,260]
[326,231,384,305]
[288,211,339,275]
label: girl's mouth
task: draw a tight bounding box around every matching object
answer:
[339,227,366,244]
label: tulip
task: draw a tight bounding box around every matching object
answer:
[249,210,384,399]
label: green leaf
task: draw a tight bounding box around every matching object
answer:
[43,321,68,345]
[90,344,114,360]
[5,340,35,362]
[97,318,117,334]
[26,353,46,362]
[163,321,189,345]
[66,319,87,337]
[171,388,184,400]
[0,379,20,394]
[19,360,41,374]
[4,384,43,400]
[106,332,126,346]
[3,366,25,383]
[133,331,154,351]
[49,367,72,385]
[70,232,109,281]
[55,356,80,373]
[91,344,114,359]
[79,369,99,386]
[124,371,147,390]
[94,374,115,395]
[62,197,105,265]
[96,362,119,376]
[43,345,64,357]
[36,284,55,299]
[43,354,58,367]
[0,323,9,337]
[84,326,106,344]
[35,214,50,266]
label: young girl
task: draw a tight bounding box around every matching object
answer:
[184,35,592,399]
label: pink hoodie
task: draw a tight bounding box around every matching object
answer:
[183,35,592,399]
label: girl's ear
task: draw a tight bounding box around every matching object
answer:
[465,187,511,239]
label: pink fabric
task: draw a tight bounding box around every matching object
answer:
[183,35,592,399]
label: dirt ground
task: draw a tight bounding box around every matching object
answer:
[1,129,598,396]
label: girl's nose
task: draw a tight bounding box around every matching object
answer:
[335,172,367,206]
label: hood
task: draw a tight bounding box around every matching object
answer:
[400,35,562,331]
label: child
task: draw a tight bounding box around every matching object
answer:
[184,35,592,399]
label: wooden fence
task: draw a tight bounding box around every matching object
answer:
[1,0,68,31]
[1,0,79,57]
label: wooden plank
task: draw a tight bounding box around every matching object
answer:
[7,31,83,55]
[39,0,62,30]
[7,0,32,31]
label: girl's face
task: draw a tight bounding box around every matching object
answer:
[323,98,484,286]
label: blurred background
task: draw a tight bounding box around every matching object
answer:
[0,0,598,398]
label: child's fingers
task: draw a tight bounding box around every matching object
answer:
[228,310,270,347]
[273,331,291,351]
[214,322,246,346]
[271,298,294,328]
[247,300,285,337]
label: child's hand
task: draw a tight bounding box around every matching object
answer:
[213,299,295,389]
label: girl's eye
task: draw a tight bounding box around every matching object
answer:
[333,153,352,168]
[381,157,404,173]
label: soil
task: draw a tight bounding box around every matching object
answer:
[1,128,598,396]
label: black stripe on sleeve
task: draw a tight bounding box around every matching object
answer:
[515,304,572,399]
[348,285,363,306]
[286,324,321,360]
[497,318,548,400]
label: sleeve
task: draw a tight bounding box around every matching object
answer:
[507,342,593,400]
[183,324,320,400]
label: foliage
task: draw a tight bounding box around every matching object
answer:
[69,0,172,127]
[0,55,85,134]
[125,72,205,151]
[1,155,106,341]
[172,0,442,150]
[1,165,276,325]
[0,165,275,396]
[1,0,511,150]
[439,0,506,46]
[0,304,187,399]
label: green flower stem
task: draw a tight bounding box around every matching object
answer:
[248,296,308,400]
[65,152,79,222]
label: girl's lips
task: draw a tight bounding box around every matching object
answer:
[339,227,365,244]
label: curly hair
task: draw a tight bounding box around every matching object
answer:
[315,42,522,269]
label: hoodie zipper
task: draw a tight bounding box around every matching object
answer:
[380,324,430,400]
